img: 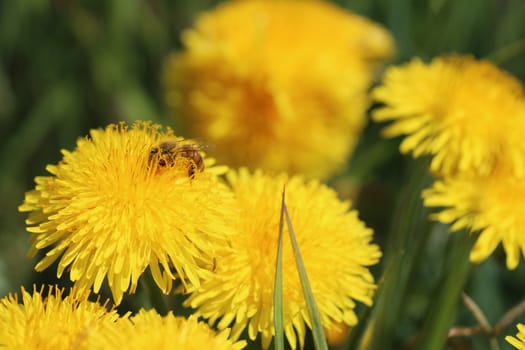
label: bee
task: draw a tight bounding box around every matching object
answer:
[149,139,205,177]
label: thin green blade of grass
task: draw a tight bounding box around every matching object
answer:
[283,198,328,350]
[273,187,286,350]
[416,231,474,350]
[360,158,432,350]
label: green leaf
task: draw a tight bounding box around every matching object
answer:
[358,157,433,350]
[283,193,329,350]
[273,188,286,350]
[416,231,474,350]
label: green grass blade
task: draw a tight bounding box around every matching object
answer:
[359,158,433,350]
[283,197,329,350]
[273,187,286,350]
[487,38,525,65]
[416,231,474,350]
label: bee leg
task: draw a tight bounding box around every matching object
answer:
[188,163,196,178]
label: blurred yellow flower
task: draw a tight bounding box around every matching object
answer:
[507,323,525,349]
[423,166,525,269]
[19,121,236,305]
[164,0,395,179]
[185,168,381,349]
[324,322,351,346]
[372,55,525,177]
[88,309,246,350]
[0,286,121,350]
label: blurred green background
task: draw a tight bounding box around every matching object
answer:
[1,0,525,349]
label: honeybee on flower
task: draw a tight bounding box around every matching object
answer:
[149,138,208,177]
[18,122,236,305]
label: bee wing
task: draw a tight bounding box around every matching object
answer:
[183,137,215,152]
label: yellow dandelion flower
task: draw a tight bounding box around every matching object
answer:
[185,168,381,349]
[164,0,395,179]
[88,309,246,350]
[372,55,525,177]
[0,285,121,350]
[423,166,525,269]
[19,121,236,305]
[507,323,525,349]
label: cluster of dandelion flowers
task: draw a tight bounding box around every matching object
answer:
[18,121,237,305]
[423,166,525,269]
[0,286,121,349]
[185,168,381,349]
[87,309,246,350]
[164,0,395,179]
[507,323,525,349]
[372,55,525,177]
